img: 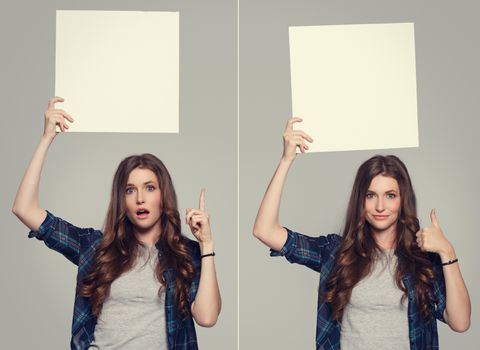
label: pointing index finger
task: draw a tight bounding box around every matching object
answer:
[199,188,206,211]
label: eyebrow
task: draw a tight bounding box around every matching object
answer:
[126,181,157,187]
[366,189,399,194]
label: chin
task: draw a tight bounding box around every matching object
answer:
[366,219,397,233]
[136,221,155,230]
[372,224,394,232]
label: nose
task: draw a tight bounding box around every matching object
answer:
[136,190,145,204]
[375,197,385,212]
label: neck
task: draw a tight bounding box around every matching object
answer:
[372,226,396,250]
[134,224,161,245]
[135,234,160,245]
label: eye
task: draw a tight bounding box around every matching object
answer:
[366,192,375,199]
[125,187,136,194]
[146,185,156,191]
[386,193,397,199]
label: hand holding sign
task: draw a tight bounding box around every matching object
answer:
[43,96,74,140]
[186,188,212,244]
[282,117,314,161]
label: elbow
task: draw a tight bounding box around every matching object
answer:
[12,205,22,218]
[253,223,268,240]
[195,314,219,328]
[450,320,470,333]
[192,302,221,328]
[198,318,217,328]
[445,309,471,333]
[252,226,262,239]
[12,205,29,221]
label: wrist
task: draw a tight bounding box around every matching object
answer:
[280,156,295,165]
[40,135,54,144]
[439,244,456,262]
[199,240,214,255]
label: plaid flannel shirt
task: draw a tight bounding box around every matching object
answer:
[28,210,201,350]
[271,228,447,350]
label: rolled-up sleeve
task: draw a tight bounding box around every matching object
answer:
[270,228,341,273]
[28,210,95,266]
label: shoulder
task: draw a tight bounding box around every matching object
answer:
[29,210,102,240]
[27,210,103,266]
[317,233,343,258]
[320,233,343,246]
[272,229,342,272]
[285,228,342,248]
[279,228,342,257]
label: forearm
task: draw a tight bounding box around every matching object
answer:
[439,246,471,332]
[252,157,293,248]
[191,241,221,327]
[12,136,52,229]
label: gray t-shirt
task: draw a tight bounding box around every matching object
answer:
[340,250,409,350]
[89,244,167,349]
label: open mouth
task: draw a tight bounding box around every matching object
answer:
[136,209,150,218]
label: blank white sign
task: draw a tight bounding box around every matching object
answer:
[55,11,179,133]
[289,23,419,152]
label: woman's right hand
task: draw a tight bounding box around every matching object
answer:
[253,117,312,250]
[282,117,313,162]
[43,96,74,140]
[13,96,74,228]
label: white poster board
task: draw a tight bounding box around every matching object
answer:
[55,10,179,133]
[289,23,419,152]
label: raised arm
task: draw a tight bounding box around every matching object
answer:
[12,96,74,231]
[252,117,313,251]
[416,209,471,332]
[186,189,221,327]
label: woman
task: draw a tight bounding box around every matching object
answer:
[12,97,221,350]
[253,117,470,349]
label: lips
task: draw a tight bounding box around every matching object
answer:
[372,215,389,220]
[136,208,150,218]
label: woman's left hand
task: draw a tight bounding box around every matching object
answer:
[186,188,212,243]
[416,209,454,257]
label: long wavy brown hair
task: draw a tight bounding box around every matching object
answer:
[79,153,195,319]
[324,155,436,322]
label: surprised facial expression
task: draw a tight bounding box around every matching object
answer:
[124,167,162,234]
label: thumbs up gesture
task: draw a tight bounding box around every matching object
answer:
[415,209,452,255]
[186,188,212,243]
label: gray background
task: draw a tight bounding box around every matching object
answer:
[0,0,236,349]
[2,0,479,349]
[240,0,478,349]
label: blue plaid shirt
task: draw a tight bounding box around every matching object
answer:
[28,210,201,350]
[271,228,447,350]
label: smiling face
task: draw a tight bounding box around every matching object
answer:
[364,175,401,237]
[124,167,162,239]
